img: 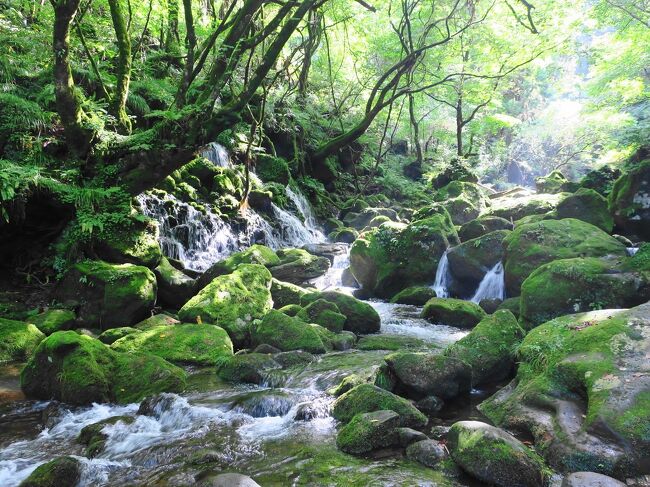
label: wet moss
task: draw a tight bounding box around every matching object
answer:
[0,318,45,363]
[251,310,327,354]
[30,310,76,335]
[389,286,436,306]
[18,456,81,487]
[421,298,486,328]
[296,299,346,333]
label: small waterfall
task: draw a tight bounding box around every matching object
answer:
[199,142,231,168]
[311,248,351,291]
[627,247,639,256]
[271,203,325,247]
[285,186,326,242]
[431,250,451,298]
[470,261,505,303]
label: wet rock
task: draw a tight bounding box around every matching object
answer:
[0,318,45,363]
[561,472,626,487]
[447,421,548,487]
[196,245,280,291]
[270,279,309,308]
[18,456,81,487]
[301,291,380,334]
[272,350,315,368]
[154,256,196,309]
[29,309,76,335]
[609,159,650,239]
[216,353,281,385]
[551,188,614,233]
[252,344,281,354]
[341,267,358,287]
[248,189,272,211]
[278,304,301,317]
[390,286,436,306]
[329,227,358,243]
[270,248,330,285]
[421,298,486,329]
[328,374,367,397]
[416,396,444,415]
[294,402,321,421]
[406,439,447,467]
[232,390,293,417]
[459,215,513,241]
[384,352,471,400]
[397,427,428,447]
[296,299,346,333]
[478,298,502,314]
[332,384,427,429]
[77,415,135,457]
[197,472,261,487]
[251,310,327,354]
[301,242,348,262]
[336,410,400,454]
[98,326,141,345]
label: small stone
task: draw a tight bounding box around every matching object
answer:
[406,439,447,467]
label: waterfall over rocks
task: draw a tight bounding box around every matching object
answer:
[470,261,506,303]
[431,250,451,298]
[200,142,232,168]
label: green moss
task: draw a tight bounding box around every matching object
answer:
[421,298,486,328]
[300,291,380,334]
[98,326,141,344]
[0,318,45,363]
[296,299,346,333]
[216,353,280,384]
[18,456,81,487]
[459,216,513,241]
[197,245,279,290]
[608,159,650,239]
[95,217,162,268]
[336,410,400,455]
[29,310,76,335]
[390,286,436,306]
[623,243,650,271]
[329,227,359,243]
[328,374,367,396]
[551,188,614,233]
[255,154,291,184]
[111,323,233,365]
[357,335,430,351]
[251,310,327,353]
[332,383,427,429]
[535,170,568,194]
[270,279,309,308]
[278,304,302,316]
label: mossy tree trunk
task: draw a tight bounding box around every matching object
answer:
[107,0,132,133]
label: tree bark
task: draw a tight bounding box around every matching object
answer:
[176,0,197,107]
[108,0,132,133]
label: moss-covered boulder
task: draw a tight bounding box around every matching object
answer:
[447,230,510,297]
[55,260,157,330]
[153,256,196,309]
[445,310,524,385]
[18,456,81,487]
[551,188,614,233]
[432,181,491,225]
[255,154,291,185]
[336,410,400,454]
[579,165,622,197]
[406,439,448,467]
[196,245,279,291]
[609,159,650,239]
[296,299,346,333]
[384,352,471,399]
[447,421,549,487]
[343,207,398,231]
[503,219,627,296]
[350,212,459,298]
[216,353,281,384]
[489,190,566,221]
[519,256,650,328]
[496,296,520,319]
[134,313,179,330]
[95,218,162,269]
[111,323,233,365]
[0,318,45,363]
[300,291,380,334]
[332,383,427,429]
[421,298,486,328]
[357,334,428,351]
[21,331,186,404]
[77,415,135,457]
[250,310,327,353]
[98,326,141,344]
[430,159,478,189]
[270,278,309,308]
[179,264,273,347]
[536,170,569,194]
[389,286,436,306]
[269,248,330,285]
[329,227,358,243]
[478,303,650,477]
[29,310,76,335]
[459,216,513,241]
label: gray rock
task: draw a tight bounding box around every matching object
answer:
[561,472,626,487]
[416,395,444,415]
[397,427,429,447]
[197,473,261,487]
[336,410,400,454]
[406,439,448,467]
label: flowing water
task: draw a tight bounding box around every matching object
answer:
[470,261,506,303]
[199,142,232,168]
[431,250,451,298]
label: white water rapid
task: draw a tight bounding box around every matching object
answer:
[470,261,506,303]
[430,250,451,298]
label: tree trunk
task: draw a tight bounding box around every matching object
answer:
[165,0,180,52]
[408,92,423,165]
[177,0,197,107]
[108,0,132,133]
[456,97,464,156]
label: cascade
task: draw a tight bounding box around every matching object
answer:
[285,186,326,241]
[431,250,451,298]
[199,142,232,168]
[470,261,506,303]
[627,247,639,256]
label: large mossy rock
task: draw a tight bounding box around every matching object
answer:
[55,260,157,330]
[430,159,478,189]
[196,245,280,291]
[432,181,491,225]
[478,302,650,478]
[609,159,650,239]
[296,299,346,333]
[447,230,510,297]
[29,309,76,335]
[0,318,45,363]
[21,331,186,404]
[503,219,627,296]
[77,415,135,457]
[551,188,614,233]
[332,383,427,429]
[269,248,330,285]
[447,421,548,487]
[390,286,437,306]
[251,309,327,353]
[489,189,566,221]
[384,352,471,399]
[421,298,486,328]
[111,323,233,365]
[350,212,459,298]
[18,456,81,487]
[445,310,524,385]
[535,170,569,194]
[344,207,398,230]
[336,410,400,454]
[95,218,162,269]
[459,215,513,241]
[179,264,273,347]
[578,165,622,197]
[154,256,196,309]
[255,154,291,185]
[301,291,380,334]
[519,256,650,328]
[216,353,281,385]
[270,279,308,308]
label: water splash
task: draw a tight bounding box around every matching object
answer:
[431,250,451,298]
[627,247,639,256]
[285,186,326,242]
[311,248,352,291]
[199,142,231,168]
[470,261,505,303]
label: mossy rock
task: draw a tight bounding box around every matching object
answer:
[196,245,279,291]
[0,318,45,363]
[134,313,179,330]
[18,456,81,487]
[350,212,459,298]
[496,297,520,319]
[432,181,491,225]
[489,190,566,221]
[255,154,291,185]
[357,334,429,351]
[421,298,486,329]
[98,326,141,345]
[329,227,358,244]
[179,264,273,348]
[270,278,309,308]
[536,170,569,194]
[550,188,614,233]
[445,310,524,386]
[216,353,281,384]
[269,248,330,285]
[343,207,398,231]
[478,302,650,477]
[429,159,478,189]
[578,165,622,197]
[608,159,650,239]
[390,286,436,306]
[447,421,549,487]
[296,299,346,333]
[503,218,627,296]
[328,374,367,397]
[77,415,135,457]
[251,309,327,354]
[30,310,76,335]
[519,256,650,328]
[111,323,234,365]
[154,256,196,309]
[55,260,157,330]
[332,383,427,429]
[20,331,186,405]
[95,218,162,269]
[278,304,302,316]
[336,410,400,455]
[300,291,380,334]
[447,230,510,297]
[459,216,513,241]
